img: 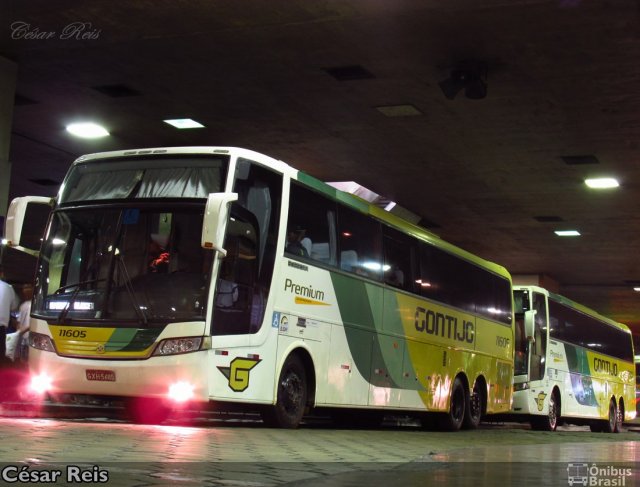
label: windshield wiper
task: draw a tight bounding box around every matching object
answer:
[56,278,105,323]
[115,255,148,325]
[53,278,105,295]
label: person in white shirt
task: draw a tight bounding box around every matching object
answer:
[14,284,33,363]
[0,267,20,365]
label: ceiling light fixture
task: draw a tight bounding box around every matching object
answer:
[163,118,205,129]
[66,122,109,138]
[555,230,581,237]
[585,177,619,189]
[633,287,640,292]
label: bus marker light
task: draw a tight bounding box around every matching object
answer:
[247,354,260,360]
[168,381,194,403]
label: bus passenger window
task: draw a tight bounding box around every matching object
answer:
[286,182,336,265]
[382,226,415,292]
[337,205,382,280]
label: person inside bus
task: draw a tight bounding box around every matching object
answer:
[286,225,311,257]
[148,236,170,273]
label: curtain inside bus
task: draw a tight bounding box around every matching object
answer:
[60,157,226,203]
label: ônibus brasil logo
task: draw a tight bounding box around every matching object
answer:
[567,463,633,486]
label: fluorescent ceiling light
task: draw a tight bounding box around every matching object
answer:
[66,122,109,138]
[555,230,581,237]
[164,118,205,129]
[585,177,619,189]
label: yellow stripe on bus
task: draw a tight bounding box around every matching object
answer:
[295,296,330,306]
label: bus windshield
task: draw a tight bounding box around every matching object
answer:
[33,204,211,325]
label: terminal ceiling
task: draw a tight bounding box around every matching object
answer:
[1,0,639,338]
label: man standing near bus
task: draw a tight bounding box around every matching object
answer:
[0,266,20,366]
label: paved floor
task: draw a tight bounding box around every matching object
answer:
[0,411,638,486]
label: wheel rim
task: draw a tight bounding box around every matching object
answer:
[609,402,616,430]
[616,406,623,428]
[281,370,303,415]
[470,388,481,421]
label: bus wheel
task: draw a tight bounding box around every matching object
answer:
[531,391,558,431]
[463,381,483,429]
[442,377,465,432]
[614,402,624,433]
[262,354,307,428]
[602,399,617,433]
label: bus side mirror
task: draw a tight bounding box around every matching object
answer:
[201,192,238,257]
[4,196,53,257]
[524,309,536,343]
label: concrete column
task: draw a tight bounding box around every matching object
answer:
[0,56,17,222]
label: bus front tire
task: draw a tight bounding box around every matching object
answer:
[262,354,307,429]
[442,377,466,432]
[531,390,558,431]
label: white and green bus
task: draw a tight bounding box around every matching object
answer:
[512,285,636,432]
[6,147,514,429]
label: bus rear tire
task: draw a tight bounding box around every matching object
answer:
[600,399,617,433]
[442,377,465,432]
[262,354,307,429]
[531,390,558,431]
[614,401,624,433]
[463,380,484,429]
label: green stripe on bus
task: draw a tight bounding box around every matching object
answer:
[331,272,404,388]
[107,328,162,351]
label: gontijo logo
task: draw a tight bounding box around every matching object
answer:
[284,278,330,306]
[218,357,261,392]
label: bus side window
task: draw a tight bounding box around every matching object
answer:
[337,204,382,280]
[382,226,415,292]
[286,182,336,265]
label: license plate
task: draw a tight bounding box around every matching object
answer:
[86,369,116,382]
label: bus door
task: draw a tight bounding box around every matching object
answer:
[529,292,547,382]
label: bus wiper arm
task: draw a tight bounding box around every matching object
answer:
[53,278,105,295]
[116,255,148,325]
[56,278,105,324]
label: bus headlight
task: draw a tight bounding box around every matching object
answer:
[152,337,203,356]
[29,332,56,352]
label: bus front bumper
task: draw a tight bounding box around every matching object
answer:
[26,348,210,405]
